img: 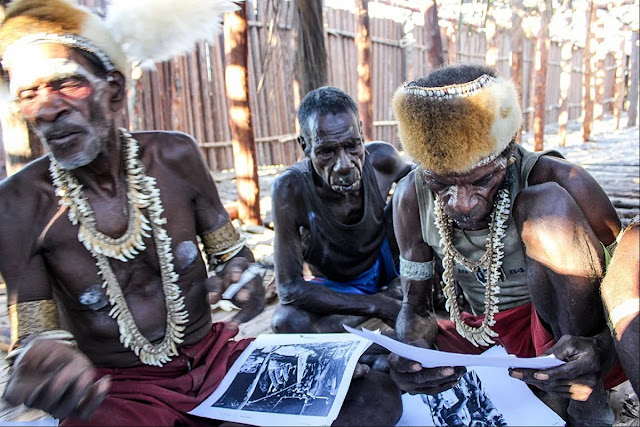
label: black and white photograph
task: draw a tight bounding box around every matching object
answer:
[424,371,507,427]
[396,346,565,427]
[189,333,370,426]
[212,341,356,415]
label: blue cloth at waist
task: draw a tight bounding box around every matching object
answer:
[306,238,399,295]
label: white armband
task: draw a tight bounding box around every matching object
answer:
[608,298,640,335]
[399,257,434,281]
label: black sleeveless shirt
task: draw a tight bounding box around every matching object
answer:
[288,157,386,282]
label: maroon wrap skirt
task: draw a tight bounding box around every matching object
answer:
[62,322,252,426]
[435,302,625,389]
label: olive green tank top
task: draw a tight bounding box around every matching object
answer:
[415,145,563,315]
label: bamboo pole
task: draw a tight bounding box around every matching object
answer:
[355,0,373,141]
[511,0,525,113]
[582,1,596,142]
[224,4,261,225]
[557,42,573,146]
[425,0,444,68]
[533,0,552,152]
[485,17,498,67]
[295,0,327,97]
[614,39,626,130]
[627,30,639,128]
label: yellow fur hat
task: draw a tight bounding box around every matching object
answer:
[0,0,241,75]
[392,73,522,174]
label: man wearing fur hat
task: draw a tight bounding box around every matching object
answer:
[0,1,402,425]
[389,64,625,425]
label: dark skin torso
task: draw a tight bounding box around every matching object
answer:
[0,131,228,368]
[0,43,264,422]
[272,140,411,330]
[394,153,621,344]
[311,168,365,225]
[390,150,623,418]
[300,142,406,276]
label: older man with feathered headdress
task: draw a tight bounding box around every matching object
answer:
[0,1,402,425]
[388,63,627,425]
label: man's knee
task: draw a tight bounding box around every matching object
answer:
[513,182,574,228]
[515,184,585,250]
[514,183,603,276]
[336,370,402,426]
[271,304,311,333]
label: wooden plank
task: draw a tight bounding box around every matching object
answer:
[142,69,155,130]
[188,49,205,144]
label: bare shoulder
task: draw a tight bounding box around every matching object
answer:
[528,154,590,186]
[132,130,202,165]
[366,141,403,169]
[271,165,304,204]
[131,130,212,191]
[0,157,52,214]
[366,141,399,157]
[366,141,413,191]
[393,169,418,208]
[0,157,54,237]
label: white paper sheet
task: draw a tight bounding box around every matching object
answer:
[344,325,564,369]
[189,333,370,426]
[1,420,59,426]
[396,346,565,426]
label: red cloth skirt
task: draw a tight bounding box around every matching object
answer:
[434,302,625,389]
[62,322,252,426]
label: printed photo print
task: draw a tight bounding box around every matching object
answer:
[210,341,360,417]
[424,370,507,427]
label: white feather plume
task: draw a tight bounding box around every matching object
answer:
[104,0,243,68]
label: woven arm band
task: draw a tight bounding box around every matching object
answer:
[400,257,434,281]
[201,221,247,269]
[9,300,61,345]
[6,300,75,368]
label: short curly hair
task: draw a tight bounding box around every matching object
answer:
[297,86,359,154]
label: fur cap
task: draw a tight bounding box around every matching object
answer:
[392,74,522,174]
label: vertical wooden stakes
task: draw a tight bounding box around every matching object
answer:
[224,5,261,225]
[533,0,552,151]
[582,1,596,142]
[355,0,373,142]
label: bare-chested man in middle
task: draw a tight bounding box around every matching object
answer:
[271,86,412,333]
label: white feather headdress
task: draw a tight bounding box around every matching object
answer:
[0,0,243,74]
[106,0,242,68]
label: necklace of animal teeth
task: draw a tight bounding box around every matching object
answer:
[49,128,188,366]
[433,187,510,347]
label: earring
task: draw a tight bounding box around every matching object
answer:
[508,156,516,166]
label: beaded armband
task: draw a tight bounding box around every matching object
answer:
[202,221,247,268]
[399,257,434,281]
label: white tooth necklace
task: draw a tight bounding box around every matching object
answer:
[49,128,188,366]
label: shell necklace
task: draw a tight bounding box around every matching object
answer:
[49,129,188,366]
[433,188,510,347]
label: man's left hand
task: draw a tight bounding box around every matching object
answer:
[205,257,265,326]
[509,334,602,401]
